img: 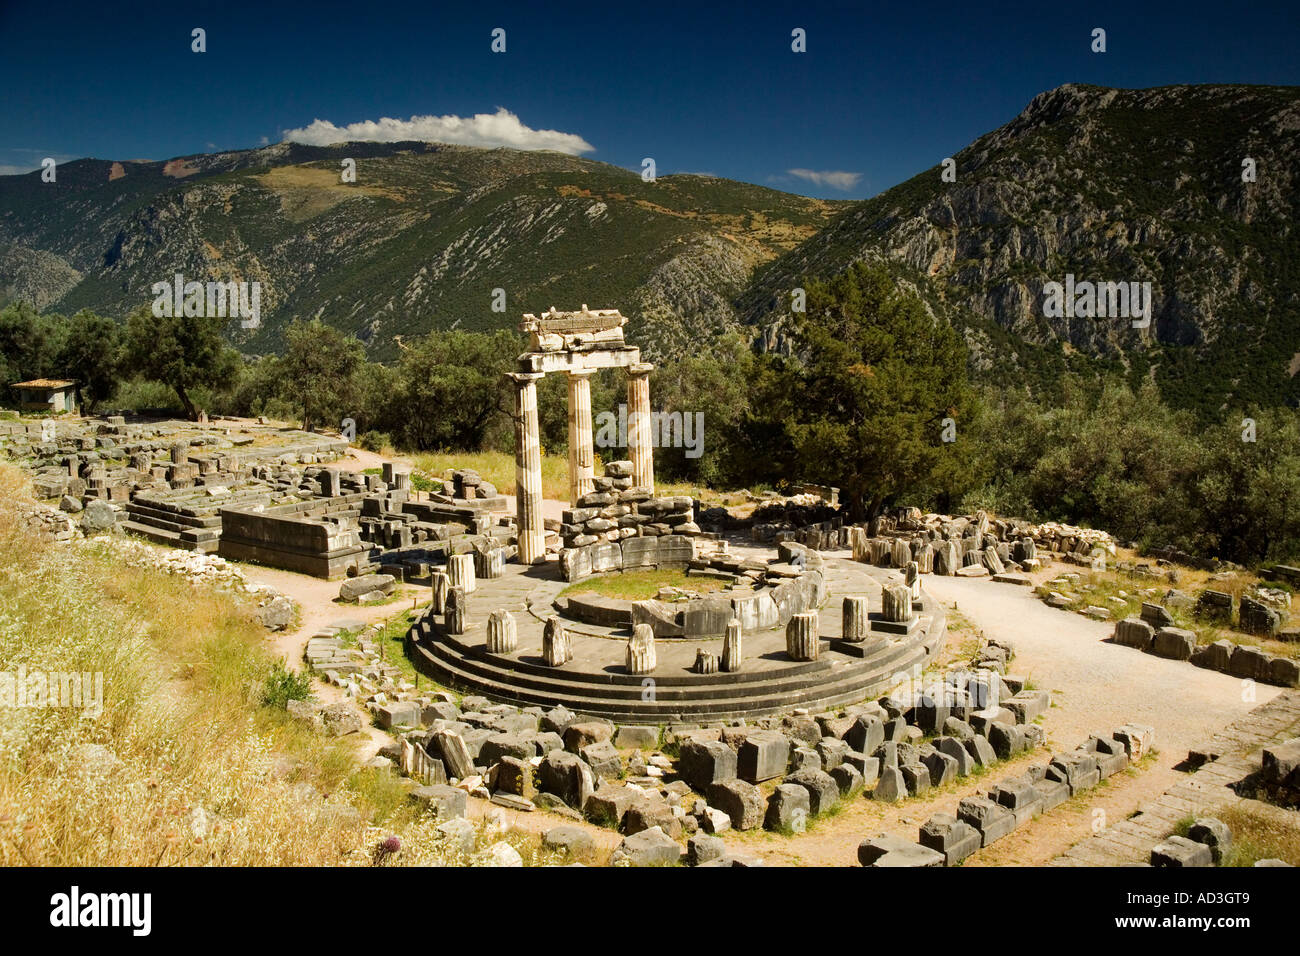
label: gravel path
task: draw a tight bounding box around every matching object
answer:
[739,566,1284,866]
[923,574,1280,758]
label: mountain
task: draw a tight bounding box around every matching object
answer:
[0,142,843,362]
[5,84,1299,413]
[742,83,1300,414]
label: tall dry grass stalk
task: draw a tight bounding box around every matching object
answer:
[0,465,581,866]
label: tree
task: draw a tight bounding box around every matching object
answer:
[276,319,365,432]
[651,333,756,487]
[786,264,977,520]
[394,330,516,450]
[124,306,240,420]
[0,302,64,388]
[57,309,122,412]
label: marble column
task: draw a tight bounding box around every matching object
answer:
[566,369,596,505]
[626,362,655,493]
[510,372,546,564]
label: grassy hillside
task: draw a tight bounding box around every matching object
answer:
[743,84,1300,414]
[0,464,587,866]
[0,142,843,363]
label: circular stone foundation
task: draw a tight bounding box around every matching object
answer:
[405,542,949,722]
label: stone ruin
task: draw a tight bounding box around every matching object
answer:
[510,306,652,564]
[219,463,515,580]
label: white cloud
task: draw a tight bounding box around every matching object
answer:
[282,108,594,155]
[0,164,37,176]
[787,168,862,190]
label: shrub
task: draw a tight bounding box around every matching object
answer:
[359,430,392,452]
[261,662,313,710]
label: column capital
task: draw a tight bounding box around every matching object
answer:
[565,368,598,380]
[507,371,545,386]
[627,362,654,377]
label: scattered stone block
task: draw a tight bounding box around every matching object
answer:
[987,721,1026,759]
[706,779,764,831]
[765,783,811,833]
[584,784,636,828]
[688,833,726,865]
[918,813,982,866]
[612,826,682,867]
[679,740,738,791]
[1046,752,1101,795]
[873,766,907,802]
[784,768,839,815]
[614,725,659,750]
[1152,627,1197,660]
[737,730,792,784]
[410,784,466,820]
[1188,818,1232,863]
[624,798,682,840]
[542,825,594,856]
[829,762,864,797]
[1151,835,1213,867]
[857,834,944,867]
[957,795,1016,846]
[538,750,595,810]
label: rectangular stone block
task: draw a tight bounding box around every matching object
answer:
[737,731,792,784]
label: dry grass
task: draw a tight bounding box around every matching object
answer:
[1038,554,1300,659]
[408,448,714,503]
[0,464,574,867]
[410,449,571,500]
[1214,803,1300,866]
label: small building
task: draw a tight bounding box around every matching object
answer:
[10,379,77,414]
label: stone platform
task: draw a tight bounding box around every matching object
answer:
[407,555,947,722]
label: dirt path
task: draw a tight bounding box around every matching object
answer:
[728,565,1280,866]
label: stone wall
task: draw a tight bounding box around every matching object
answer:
[560,532,697,581]
[560,459,699,549]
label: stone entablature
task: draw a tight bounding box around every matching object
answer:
[510,306,656,565]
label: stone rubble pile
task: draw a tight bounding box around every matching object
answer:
[561,460,699,548]
[860,723,1154,866]
[304,624,1057,865]
[4,500,77,542]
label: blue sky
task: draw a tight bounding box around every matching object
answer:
[1,0,1298,198]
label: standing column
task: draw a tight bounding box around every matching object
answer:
[626,362,655,493]
[510,372,546,564]
[567,369,596,505]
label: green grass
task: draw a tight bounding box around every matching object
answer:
[560,568,729,601]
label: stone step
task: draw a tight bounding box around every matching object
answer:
[412,620,932,721]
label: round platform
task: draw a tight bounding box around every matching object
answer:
[406,550,947,722]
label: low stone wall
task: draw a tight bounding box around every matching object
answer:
[1112,617,1300,687]
[631,567,825,638]
[560,532,696,581]
[560,460,699,548]
[219,500,368,579]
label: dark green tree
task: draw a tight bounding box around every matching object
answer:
[0,302,65,387]
[394,330,516,450]
[276,319,366,432]
[124,306,240,420]
[787,264,977,520]
[57,309,122,412]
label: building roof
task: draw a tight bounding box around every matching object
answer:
[10,379,75,389]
